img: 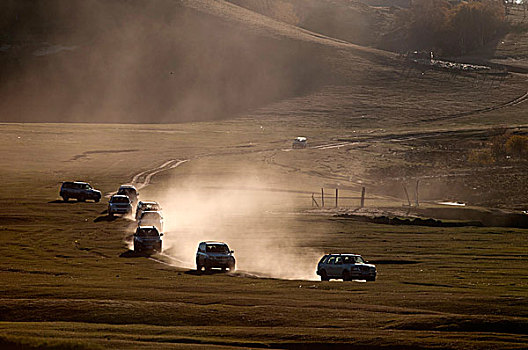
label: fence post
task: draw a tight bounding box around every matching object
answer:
[335,188,338,208]
[321,188,325,208]
[415,180,420,207]
[403,184,411,206]
[360,187,365,208]
[312,193,319,208]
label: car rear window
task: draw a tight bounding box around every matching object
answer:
[111,196,129,203]
[141,212,161,219]
[137,228,159,237]
[206,244,229,253]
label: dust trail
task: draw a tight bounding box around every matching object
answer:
[154,170,322,281]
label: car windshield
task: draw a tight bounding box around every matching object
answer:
[111,196,129,203]
[137,228,159,237]
[206,244,229,253]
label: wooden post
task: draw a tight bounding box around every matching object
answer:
[335,188,338,208]
[360,187,365,208]
[403,185,411,206]
[321,188,325,208]
[415,180,420,207]
[312,193,319,208]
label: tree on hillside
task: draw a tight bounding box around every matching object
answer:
[399,0,506,55]
[407,0,451,51]
[449,0,505,54]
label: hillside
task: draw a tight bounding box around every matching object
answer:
[0,0,394,123]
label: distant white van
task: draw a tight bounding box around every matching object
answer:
[292,136,307,149]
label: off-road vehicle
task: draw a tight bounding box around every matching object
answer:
[134,226,163,253]
[317,254,376,281]
[135,201,162,220]
[137,210,164,233]
[196,241,235,272]
[117,185,138,204]
[108,194,132,215]
[60,181,101,202]
[292,136,307,149]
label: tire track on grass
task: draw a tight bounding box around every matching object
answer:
[131,159,189,190]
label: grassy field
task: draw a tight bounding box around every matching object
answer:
[1,121,527,349]
[1,1,527,348]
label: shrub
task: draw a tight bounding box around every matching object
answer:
[468,149,495,165]
[505,135,528,159]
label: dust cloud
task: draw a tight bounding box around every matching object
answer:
[0,0,329,123]
[157,174,322,281]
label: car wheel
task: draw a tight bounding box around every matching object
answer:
[78,196,85,202]
[320,270,329,281]
[366,276,376,282]
[228,263,235,272]
[62,196,69,202]
[94,197,100,203]
[342,270,352,281]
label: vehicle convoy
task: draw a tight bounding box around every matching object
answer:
[136,201,162,220]
[108,195,132,216]
[134,226,163,253]
[60,181,101,202]
[316,254,376,281]
[196,241,236,272]
[137,210,164,233]
[292,136,307,149]
[117,185,138,204]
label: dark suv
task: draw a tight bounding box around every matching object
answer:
[134,226,163,253]
[196,241,235,272]
[60,181,101,202]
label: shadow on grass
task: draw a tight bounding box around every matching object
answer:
[94,215,117,223]
[119,249,143,258]
[48,199,77,204]
[185,269,230,276]
[370,260,420,265]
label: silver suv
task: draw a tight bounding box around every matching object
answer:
[60,181,101,202]
[134,226,163,253]
[116,185,138,204]
[317,254,376,281]
[108,195,132,216]
[135,201,162,220]
[137,210,164,233]
[196,241,235,272]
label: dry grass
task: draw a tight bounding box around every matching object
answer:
[1,122,527,349]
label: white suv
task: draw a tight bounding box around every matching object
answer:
[135,201,162,220]
[317,254,376,281]
[108,195,132,216]
[137,210,164,233]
